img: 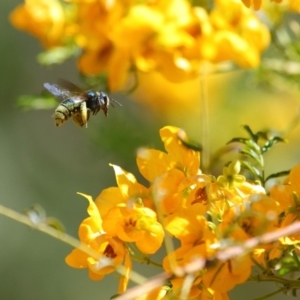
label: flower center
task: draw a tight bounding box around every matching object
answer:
[104,244,117,259]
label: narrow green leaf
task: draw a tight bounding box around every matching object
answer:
[244,139,261,153]
[265,170,290,182]
[243,125,258,142]
[178,136,202,152]
[240,148,263,167]
[227,137,250,145]
[240,160,263,180]
[261,136,286,153]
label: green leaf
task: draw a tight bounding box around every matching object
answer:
[37,45,80,66]
[46,217,65,232]
[227,138,262,157]
[277,266,291,276]
[17,94,57,110]
[243,125,258,142]
[265,170,290,182]
[178,131,202,152]
[261,136,286,153]
[227,137,249,145]
[244,139,261,153]
[240,148,263,167]
[240,160,263,181]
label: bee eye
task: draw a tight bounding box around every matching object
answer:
[100,92,108,104]
[87,91,96,98]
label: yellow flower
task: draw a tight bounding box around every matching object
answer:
[210,0,270,67]
[102,204,164,254]
[163,244,208,298]
[65,193,130,282]
[10,0,67,48]
[241,0,263,9]
[137,126,200,182]
[136,126,200,214]
[162,208,218,298]
[202,255,253,293]
[279,213,300,245]
[217,161,246,189]
[270,164,300,245]
[95,164,151,217]
[75,0,129,90]
[110,0,209,83]
[164,207,216,245]
[241,0,285,10]
[11,0,272,88]
[253,246,283,267]
[218,194,281,263]
[163,244,230,299]
[134,286,170,300]
[288,0,300,12]
[95,165,164,254]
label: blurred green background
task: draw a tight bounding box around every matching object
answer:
[1,1,300,300]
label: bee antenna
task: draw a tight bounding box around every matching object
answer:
[111,98,122,107]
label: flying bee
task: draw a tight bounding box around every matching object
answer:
[44,82,121,127]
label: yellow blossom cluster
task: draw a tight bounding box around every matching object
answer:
[66,126,300,299]
[242,0,300,11]
[10,0,272,91]
[241,0,282,10]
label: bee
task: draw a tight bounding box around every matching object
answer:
[44,82,121,127]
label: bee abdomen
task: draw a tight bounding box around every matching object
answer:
[53,103,74,126]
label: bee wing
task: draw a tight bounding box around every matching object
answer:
[58,79,83,93]
[44,83,73,100]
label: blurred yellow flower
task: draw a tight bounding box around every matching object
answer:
[10,0,272,90]
[10,0,68,48]
[163,244,208,298]
[134,286,170,300]
[241,0,284,9]
[270,164,300,245]
[241,0,263,9]
[210,0,270,67]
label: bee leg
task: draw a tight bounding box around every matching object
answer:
[72,114,85,127]
[83,109,91,128]
[87,108,91,122]
[80,102,88,127]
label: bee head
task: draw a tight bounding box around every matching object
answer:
[99,92,110,116]
[86,90,97,99]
